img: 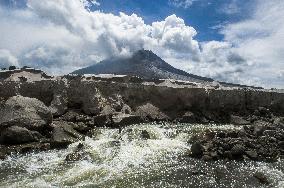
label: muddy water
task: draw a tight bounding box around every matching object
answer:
[0,123,283,188]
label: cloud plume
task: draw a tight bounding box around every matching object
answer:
[0,0,283,88]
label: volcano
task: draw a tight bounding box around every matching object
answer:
[72,49,213,83]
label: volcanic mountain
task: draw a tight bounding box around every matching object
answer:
[72,50,213,83]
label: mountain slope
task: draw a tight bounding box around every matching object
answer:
[72,50,213,82]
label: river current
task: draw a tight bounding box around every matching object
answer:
[0,123,283,188]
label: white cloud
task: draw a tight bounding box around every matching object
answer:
[198,41,252,84]
[0,0,283,88]
[168,0,284,88]
[90,0,100,6]
[0,49,19,68]
[219,0,240,15]
[0,0,200,74]
[220,0,284,88]
[169,0,196,8]
[148,15,200,60]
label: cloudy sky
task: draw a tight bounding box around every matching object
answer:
[0,0,283,88]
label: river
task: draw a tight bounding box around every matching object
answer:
[0,123,283,188]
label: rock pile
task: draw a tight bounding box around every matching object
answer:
[189,116,284,162]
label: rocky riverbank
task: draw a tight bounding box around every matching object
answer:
[189,117,284,162]
[0,71,283,162]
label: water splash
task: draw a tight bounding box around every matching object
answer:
[0,123,283,188]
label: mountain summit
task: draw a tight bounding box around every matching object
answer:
[72,50,213,82]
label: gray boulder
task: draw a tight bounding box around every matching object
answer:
[177,111,197,123]
[273,117,284,127]
[230,144,246,159]
[93,114,144,128]
[245,150,258,160]
[60,110,79,122]
[121,104,132,114]
[93,114,113,127]
[253,171,271,185]
[51,121,83,148]
[60,110,93,123]
[135,103,169,121]
[190,142,204,157]
[230,115,250,125]
[100,105,116,116]
[65,143,89,162]
[0,126,42,145]
[141,130,151,139]
[49,94,68,116]
[177,111,208,123]
[112,114,144,127]
[73,122,91,133]
[0,96,52,131]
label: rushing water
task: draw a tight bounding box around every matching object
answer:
[0,123,283,188]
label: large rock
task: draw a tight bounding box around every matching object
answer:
[141,130,151,139]
[0,151,6,160]
[230,144,246,159]
[230,115,250,125]
[93,114,144,128]
[0,126,43,145]
[51,121,83,148]
[253,172,271,185]
[190,142,204,157]
[177,111,197,123]
[49,94,68,116]
[0,96,52,131]
[135,103,169,122]
[112,114,144,127]
[65,143,89,162]
[254,107,272,117]
[245,150,258,160]
[121,104,132,114]
[60,110,80,122]
[93,114,113,127]
[100,105,116,116]
[59,110,93,123]
[177,111,208,124]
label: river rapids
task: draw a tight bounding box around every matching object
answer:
[0,123,283,188]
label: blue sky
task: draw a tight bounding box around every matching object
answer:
[1,0,254,41]
[0,0,283,88]
[95,0,254,41]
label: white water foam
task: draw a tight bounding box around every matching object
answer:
[0,123,283,188]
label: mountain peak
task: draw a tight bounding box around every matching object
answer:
[131,49,160,62]
[133,49,155,57]
[72,50,213,82]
